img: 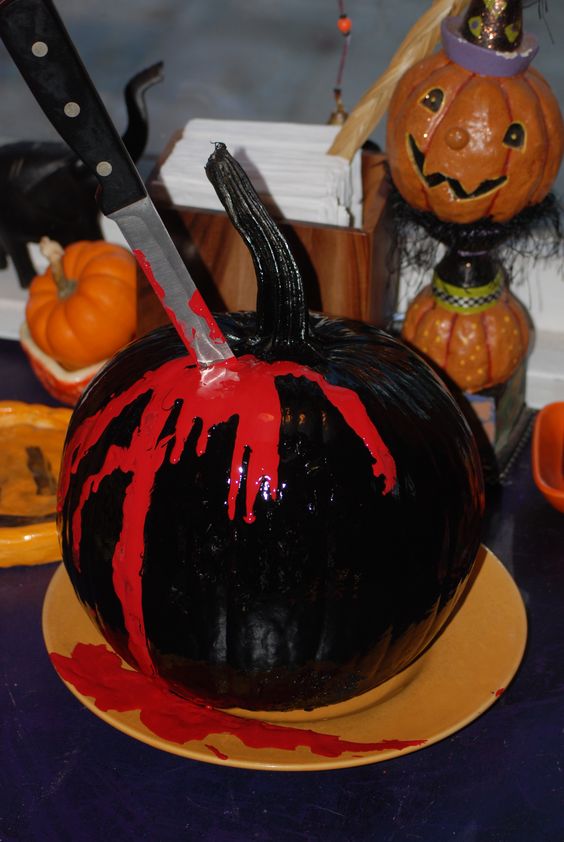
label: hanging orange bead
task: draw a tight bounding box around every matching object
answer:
[337,14,352,35]
[328,4,352,124]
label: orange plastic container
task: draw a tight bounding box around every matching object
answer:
[532,402,564,513]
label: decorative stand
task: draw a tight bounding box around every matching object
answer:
[402,246,533,477]
[385,0,564,479]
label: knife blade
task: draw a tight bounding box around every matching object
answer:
[0,0,233,366]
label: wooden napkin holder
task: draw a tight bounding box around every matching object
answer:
[138,139,398,336]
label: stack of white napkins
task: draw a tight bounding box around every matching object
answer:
[158,119,363,228]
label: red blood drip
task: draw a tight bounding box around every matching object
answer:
[205,744,229,760]
[189,290,228,345]
[51,644,426,759]
[132,249,198,365]
[58,354,396,679]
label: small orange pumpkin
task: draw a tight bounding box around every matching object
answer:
[402,271,531,392]
[26,239,138,371]
[386,51,564,224]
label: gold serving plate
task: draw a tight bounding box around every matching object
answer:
[43,548,527,770]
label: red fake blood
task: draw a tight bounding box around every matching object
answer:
[189,290,228,345]
[58,354,396,678]
[133,249,199,365]
[50,644,426,759]
[205,744,229,760]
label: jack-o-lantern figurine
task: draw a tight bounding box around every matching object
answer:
[386,0,563,464]
[387,0,563,226]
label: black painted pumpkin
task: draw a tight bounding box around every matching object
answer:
[58,144,484,711]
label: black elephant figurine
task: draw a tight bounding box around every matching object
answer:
[0,61,164,287]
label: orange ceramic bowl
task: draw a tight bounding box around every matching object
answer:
[20,322,105,407]
[532,402,564,513]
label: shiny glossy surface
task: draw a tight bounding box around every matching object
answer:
[462,0,524,51]
[59,144,485,711]
[59,319,484,711]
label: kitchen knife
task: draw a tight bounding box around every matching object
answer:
[0,0,233,366]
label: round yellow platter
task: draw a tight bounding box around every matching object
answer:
[43,546,527,771]
[0,401,71,567]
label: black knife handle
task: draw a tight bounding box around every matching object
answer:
[0,0,147,215]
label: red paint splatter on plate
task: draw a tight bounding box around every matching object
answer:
[50,643,426,760]
[206,744,229,760]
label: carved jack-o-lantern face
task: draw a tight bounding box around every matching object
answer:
[386,51,564,223]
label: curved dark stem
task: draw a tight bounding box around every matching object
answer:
[205,142,315,359]
[121,61,165,163]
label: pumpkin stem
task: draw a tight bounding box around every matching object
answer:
[39,237,76,299]
[205,143,319,360]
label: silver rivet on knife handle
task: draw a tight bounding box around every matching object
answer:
[31,40,48,56]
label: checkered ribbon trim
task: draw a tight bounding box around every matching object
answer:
[432,272,503,314]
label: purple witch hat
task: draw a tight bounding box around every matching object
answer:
[442,0,539,77]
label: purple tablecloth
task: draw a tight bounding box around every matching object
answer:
[1,337,563,842]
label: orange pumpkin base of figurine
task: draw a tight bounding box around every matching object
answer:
[402,284,531,393]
